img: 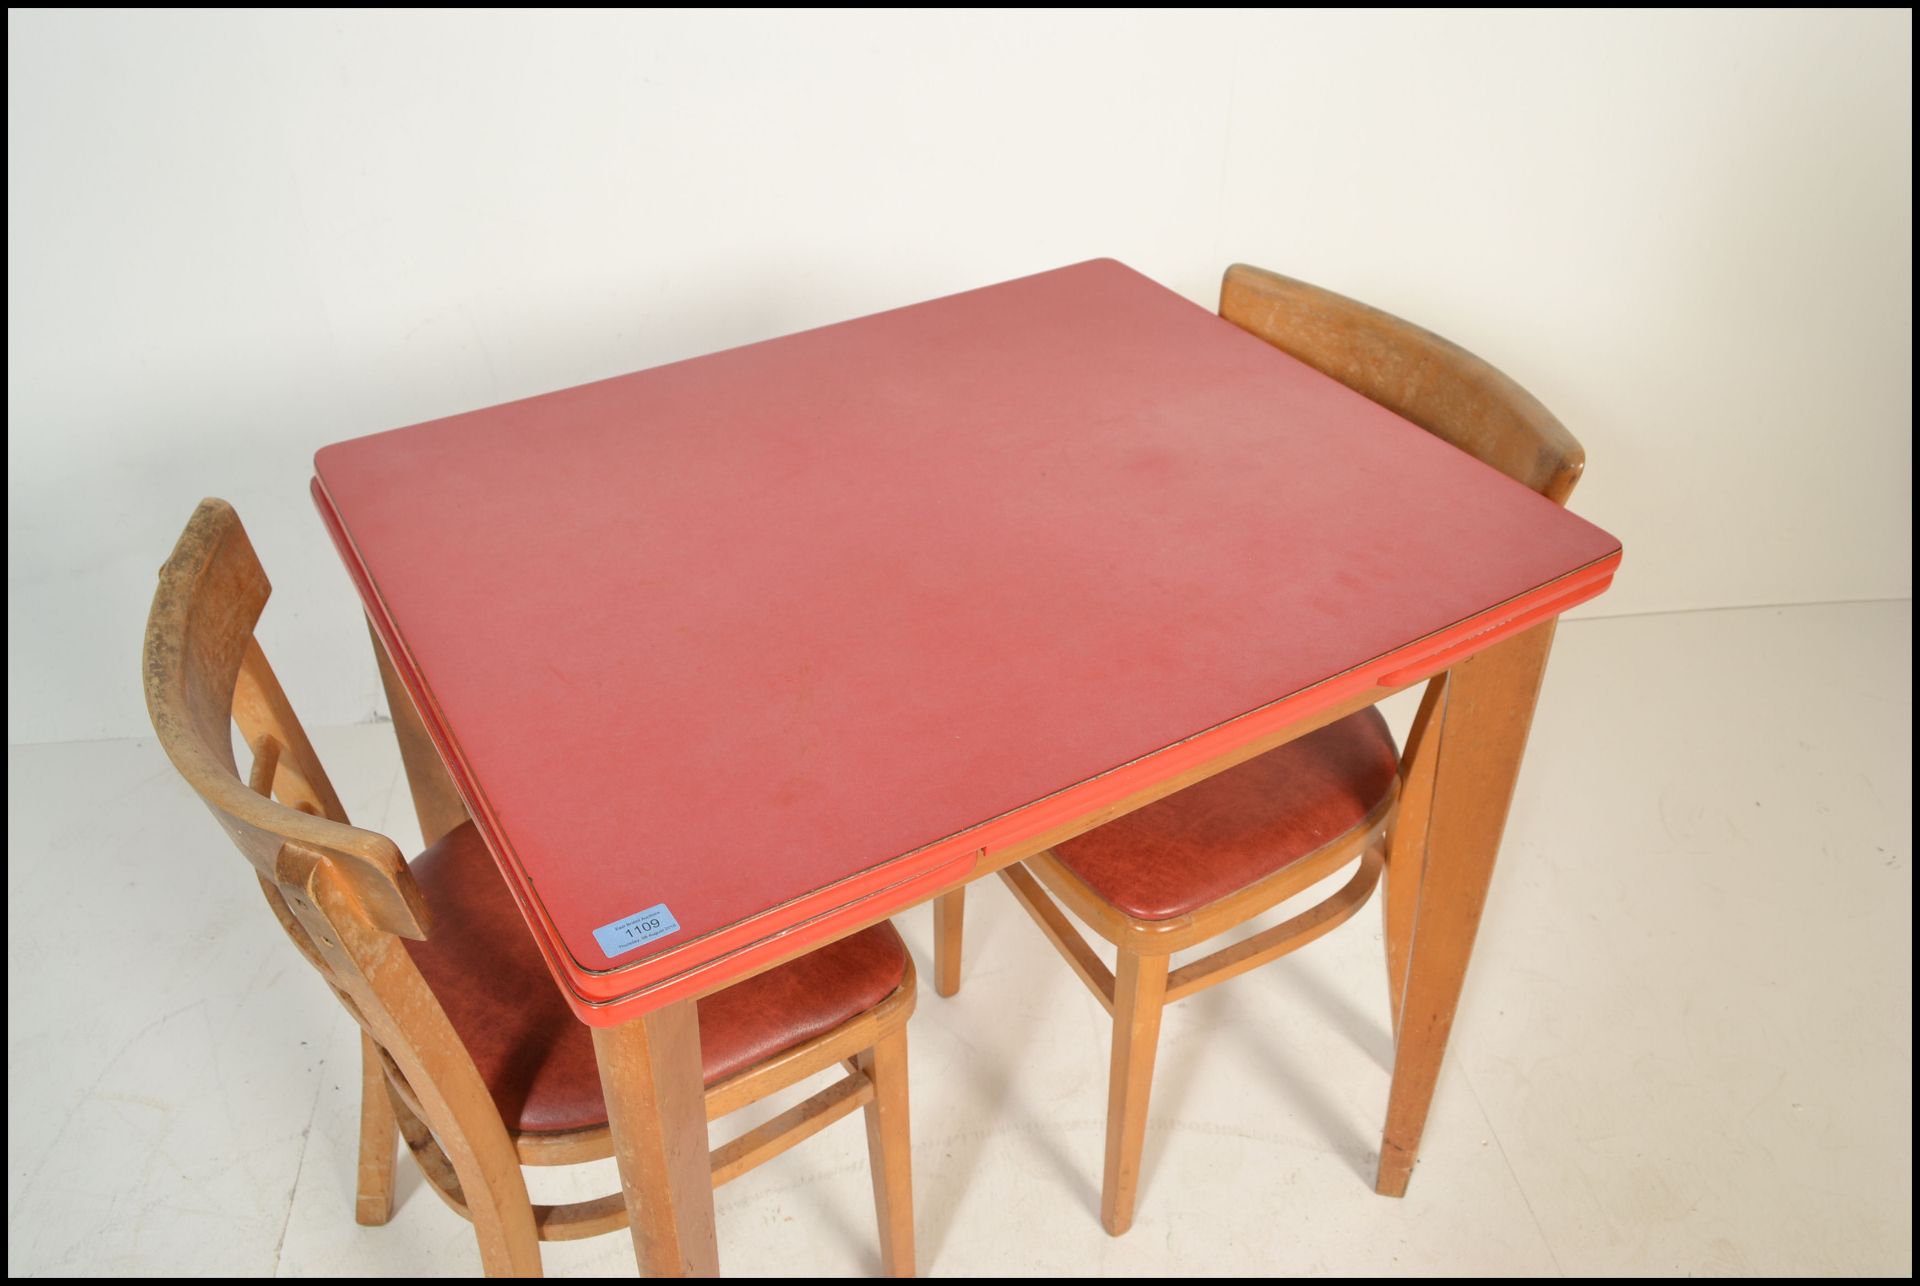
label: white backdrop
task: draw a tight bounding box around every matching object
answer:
[7,10,1911,744]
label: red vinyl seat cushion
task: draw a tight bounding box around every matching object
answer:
[404,823,909,1133]
[1050,707,1400,921]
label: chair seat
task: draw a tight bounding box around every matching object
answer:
[405,823,909,1134]
[1051,707,1399,921]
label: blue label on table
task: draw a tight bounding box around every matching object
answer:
[593,903,681,958]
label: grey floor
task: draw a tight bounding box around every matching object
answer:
[6,600,1912,1275]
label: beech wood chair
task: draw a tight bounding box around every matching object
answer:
[144,498,918,1277]
[931,262,1586,1235]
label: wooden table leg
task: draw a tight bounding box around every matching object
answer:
[368,620,471,847]
[591,1000,720,1276]
[1376,621,1557,1198]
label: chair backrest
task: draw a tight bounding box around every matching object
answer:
[1218,264,1586,505]
[143,498,522,1187]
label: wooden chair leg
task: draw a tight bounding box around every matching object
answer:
[1101,951,1169,1237]
[355,1032,399,1226]
[856,1026,916,1276]
[464,1183,543,1276]
[933,889,965,998]
[419,1106,542,1277]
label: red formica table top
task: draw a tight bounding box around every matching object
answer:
[314,259,1621,1023]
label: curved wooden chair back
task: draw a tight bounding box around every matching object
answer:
[1218,263,1586,505]
[142,497,545,1273]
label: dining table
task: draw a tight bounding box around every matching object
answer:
[312,258,1622,1274]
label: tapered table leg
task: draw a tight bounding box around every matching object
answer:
[592,1000,720,1275]
[367,620,472,847]
[1377,621,1557,1197]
